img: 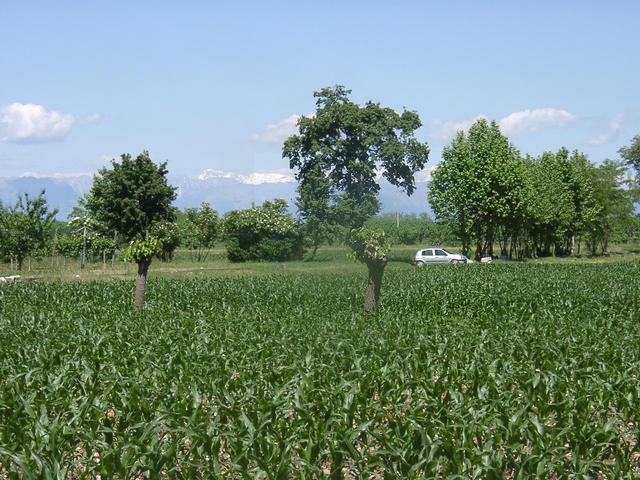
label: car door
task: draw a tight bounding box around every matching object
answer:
[422,249,436,263]
[433,248,449,263]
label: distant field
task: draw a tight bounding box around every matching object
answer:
[2,242,639,282]
[1,261,638,477]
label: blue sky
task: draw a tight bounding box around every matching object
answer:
[1,1,639,182]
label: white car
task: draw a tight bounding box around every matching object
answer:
[414,247,468,266]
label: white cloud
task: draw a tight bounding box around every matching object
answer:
[429,115,488,140]
[252,113,315,144]
[414,166,436,183]
[0,103,75,143]
[81,113,102,124]
[198,168,295,184]
[587,112,625,146]
[498,108,575,136]
[430,108,576,141]
[252,114,301,144]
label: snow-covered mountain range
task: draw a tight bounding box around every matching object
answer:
[0,169,433,220]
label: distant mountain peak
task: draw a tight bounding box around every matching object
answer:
[1,169,432,220]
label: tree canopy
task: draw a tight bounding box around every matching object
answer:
[182,202,219,261]
[429,119,635,258]
[220,200,303,262]
[85,151,177,241]
[0,190,58,269]
[428,119,522,259]
[283,85,430,232]
[85,151,177,311]
[618,134,640,175]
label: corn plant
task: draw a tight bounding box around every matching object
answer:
[0,262,638,478]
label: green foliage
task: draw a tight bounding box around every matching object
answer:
[124,237,163,263]
[365,213,457,245]
[150,219,180,261]
[55,234,84,258]
[57,211,119,261]
[618,134,640,203]
[181,202,219,261]
[85,150,177,242]
[0,189,58,268]
[618,134,640,176]
[584,159,635,254]
[55,233,117,261]
[284,85,430,234]
[261,198,289,214]
[221,201,304,262]
[429,119,636,259]
[1,263,638,477]
[428,119,522,259]
[347,226,391,263]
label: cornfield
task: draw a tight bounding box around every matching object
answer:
[1,263,639,478]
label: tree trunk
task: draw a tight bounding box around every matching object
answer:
[134,257,152,312]
[17,255,23,271]
[364,256,387,313]
[474,236,484,261]
[310,230,320,260]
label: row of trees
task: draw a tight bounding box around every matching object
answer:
[2,86,426,312]
[0,191,58,270]
[365,213,457,246]
[428,119,638,260]
[3,86,638,311]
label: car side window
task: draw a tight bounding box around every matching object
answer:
[424,249,433,256]
[435,249,446,256]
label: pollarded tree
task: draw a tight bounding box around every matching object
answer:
[348,226,391,313]
[283,85,429,235]
[0,190,58,270]
[85,151,177,311]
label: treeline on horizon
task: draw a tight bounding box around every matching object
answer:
[429,119,640,260]
[1,85,639,268]
[0,194,458,267]
[1,187,638,269]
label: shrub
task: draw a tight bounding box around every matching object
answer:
[221,203,304,262]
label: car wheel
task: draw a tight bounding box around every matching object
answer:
[451,259,459,264]
[416,261,424,267]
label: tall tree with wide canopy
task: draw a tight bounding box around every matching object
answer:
[283,85,430,235]
[85,151,176,310]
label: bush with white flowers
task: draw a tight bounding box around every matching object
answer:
[221,202,304,262]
